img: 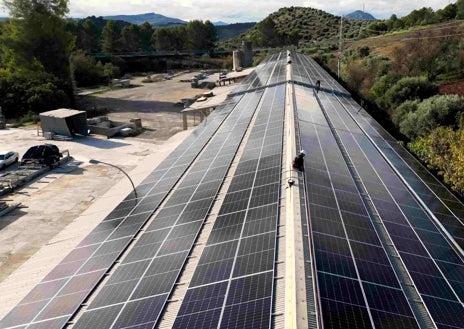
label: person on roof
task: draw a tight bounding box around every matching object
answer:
[316,80,321,93]
[293,150,306,171]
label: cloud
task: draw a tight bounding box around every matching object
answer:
[303,0,452,19]
[1,0,453,21]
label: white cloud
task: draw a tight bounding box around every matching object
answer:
[0,0,454,21]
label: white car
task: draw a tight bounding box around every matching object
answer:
[0,151,19,169]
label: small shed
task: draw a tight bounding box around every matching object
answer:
[39,109,88,137]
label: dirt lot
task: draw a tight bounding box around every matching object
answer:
[78,72,217,141]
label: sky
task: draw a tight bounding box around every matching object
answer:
[0,0,456,22]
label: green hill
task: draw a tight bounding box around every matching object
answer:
[216,23,256,41]
[220,7,371,49]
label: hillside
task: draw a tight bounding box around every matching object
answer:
[220,7,371,49]
[329,18,464,195]
[216,22,256,41]
[345,20,464,70]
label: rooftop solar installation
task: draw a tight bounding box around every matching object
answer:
[1,51,463,329]
[291,51,464,328]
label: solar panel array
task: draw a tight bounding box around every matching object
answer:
[0,95,241,328]
[172,63,287,328]
[0,53,290,329]
[291,51,464,328]
[2,50,464,329]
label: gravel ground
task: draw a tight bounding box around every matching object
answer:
[0,127,191,318]
[78,71,218,141]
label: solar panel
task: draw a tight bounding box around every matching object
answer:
[1,74,265,329]
[172,80,286,328]
[70,71,280,328]
[293,80,419,327]
[292,51,464,327]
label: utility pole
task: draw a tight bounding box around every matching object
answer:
[338,16,343,79]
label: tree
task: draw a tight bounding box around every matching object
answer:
[1,0,74,80]
[343,60,368,92]
[409,119,464,195]
[139,22,154,52]
[398,94,464,139]
[172,25,188,51]
[403,7,437,26]
[252,17,281,47]
[0,69,70,117]
[120,24,140,52]
[390,40,421,77]
[101,20,121,53]
[3,0,69,18]
[152,27,174,51]
[0,0,74,114]
[436,3,457,21]
[358,46,370,58]
[382,76,438,110]
[186,20,217,52]
[457,0,464,19]
[77,18,100,53]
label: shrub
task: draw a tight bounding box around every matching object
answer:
[398,94,464,139]
[383,76,439,110]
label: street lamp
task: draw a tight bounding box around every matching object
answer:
[89,159,138,199]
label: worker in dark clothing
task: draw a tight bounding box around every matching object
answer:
[293,150,306,171]
[316,80,321,93]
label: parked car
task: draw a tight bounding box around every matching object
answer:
[21,144,62,167]
[0,151,19,169]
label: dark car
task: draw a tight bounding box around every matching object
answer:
[21,144,62,167]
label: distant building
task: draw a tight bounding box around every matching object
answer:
[233,41,253,71]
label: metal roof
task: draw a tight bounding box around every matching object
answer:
[40,108,86,119]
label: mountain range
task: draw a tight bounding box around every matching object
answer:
[102,10,376,27]
[103,12,186,26]
[103,12,230,27]
[0,9,376,26]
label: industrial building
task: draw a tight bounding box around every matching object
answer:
[1,51,463,328]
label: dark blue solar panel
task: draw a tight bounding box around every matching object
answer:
[220,297,272,329]
[177,282,227,317]
[319,298,372,329]
[362,283,415,316]
[421,295,464,328]
[173,308,222,329]
[318,272,367,306]
[69,77,276,329]
[294,68,420,328]
[7,50,463,329]
[172,82,285,327]
[315,249,358,278]
[370,310,419,329]
[87,280,138,309]
[112,294,167,328]
[295,51,464,328]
